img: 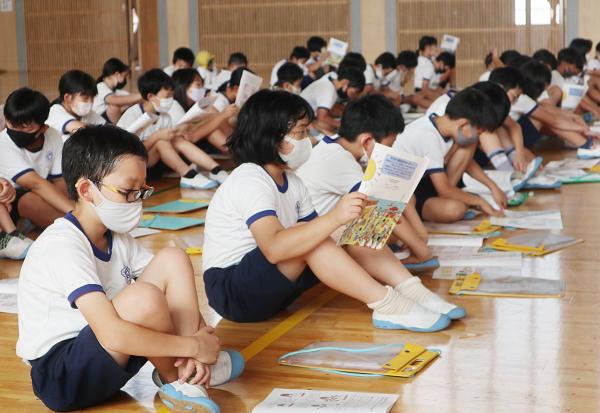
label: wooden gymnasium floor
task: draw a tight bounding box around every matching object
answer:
[1,148,600,413]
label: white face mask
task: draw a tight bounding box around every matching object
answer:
[90,183,142,233]
[152,97,174,113]
[187,87,206,102]
[359,148,369,168]
[279,136,312,170]
[375,67,383,79]
[72,101,92,117]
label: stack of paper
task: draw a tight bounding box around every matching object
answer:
[543,158,600,184]
[490,210,563,230]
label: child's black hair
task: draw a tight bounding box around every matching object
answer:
[228,52,248,67]
[445,87,500,132]
[58,70,98,102]
[307,36,327,53]
[557,48,584,70]
[339,52,367,72]
[396,50,418,68]
[596,41,600,54]
[227,89,314,165]
[510,54,533,68]
[4,87,51,127]
[418,35,437,51]
[437,51,456,68]
[97,57,129,83]
[568,38,593,59]
[339,94,404,142]
[290,46,310,61]
[471,81,510,130]
[375,52,397,70]
[499,49,521,66]
[217,67,256,93]
[62,124,148,200]
[489,66,524,91]
[172,47,195,66]
[276,62,304,87]
[138,68,175,100]
[532,49,557,70]
[484,52,493,68]
[337,66,366,91]
[519,60,551,100]
[172,68,202,111]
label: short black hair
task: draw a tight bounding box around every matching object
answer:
[172,68,202,111]
[337,66,366,91]
[290,46,310,60]
[172,47,195,66]
[500,49,521,66]
[138,68,175,100]
[276,62,304,86]
[437,51,456,68]
[509,54,533,68]
[596,41,600,53]
[228,52,248,67]
[4,87,51,127]
[307,36,327,53]
[489,66,524,91]
[397,50,418,68]
[62,125,148,200]
[484,52,493,68]
[339,94,404,142]
[519,60,551,100]
[227,89,314,165]
[375,52,397,70]
[58,70,97,102]
[98,57,129,82]
[471,81,510,129]
[419,36,437,51]
[445,87,500,132]
[557,48,584,70]
[532,49,557,70]
[569,38,593,58]
[339,52,367,72]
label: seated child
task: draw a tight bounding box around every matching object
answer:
[0,176,33,259]
[163,46,195,76]
[394,87,508,222]
[1,88,74,228]
[209,67,252,141]
[339,52,374,95]
[305,36,329,82]
[210,52,248,91]
[414,35,444,102]
[203,89,460,332]
[94,58,142,124]
[17,125,243,413]
[435,51,456,90]
[296,94,433,264]
[273,62,304,94]
[46,70,106,141]
[374,52,404,105]
[116,69,219,188]
[196,50,218,90]
[270,46,310,86]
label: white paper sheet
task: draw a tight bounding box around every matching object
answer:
[175,100,213,126]
[427,235,485,247]
[490,210,563,230]
[235,71,263,107]
[0,278,18,314]
[436,250,522,268]
[433,265,523,280]
[545,158,599,170]
[129,228,161,238]
[125,112,158,134]
[462,170,514,195]
[561,84,587,110]
[440,34,460,53]
[325,38,349,67]
[252,388,398,413]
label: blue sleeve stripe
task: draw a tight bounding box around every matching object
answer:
[68,284,105,309]
[61,119,76,134]
[316,106,332,111]
[524,104,539,117]
[425,167,446,175]
[12,168,34,183]
[47,173,62,180]
[298,210,318,222]
[246,209,277,227]
[349,182,361,193]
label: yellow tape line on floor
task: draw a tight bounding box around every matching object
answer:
[240,289,338,362]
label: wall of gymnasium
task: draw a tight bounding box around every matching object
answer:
[0,0,598,102]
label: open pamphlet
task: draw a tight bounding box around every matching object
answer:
[462,157,542,197]
[338,144,428,249]
[490,209,563,230]
[561,83,587,110]
[174,98,216,126]
[125,112,158,135]
[252,388,399,413]
[440,34,460,53]
[325,37,348,67]
[235,70,263,107]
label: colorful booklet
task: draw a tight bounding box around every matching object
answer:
[440,34,460,53]
[338,144,428,249]
[325,37,348,67]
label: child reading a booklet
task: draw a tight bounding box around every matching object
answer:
[203,90,463,333]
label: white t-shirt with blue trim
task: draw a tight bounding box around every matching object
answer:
[296,136,363,216]
[117,103,173,141]
[16,212,153,360]
[393,114,452,174]
[46,103,106,142]
[93,81,115,115]
[300,75,338,112]
[414,55,435,90]
[0,127,63,187]
[203,163,317,271]
[509,93,538,121]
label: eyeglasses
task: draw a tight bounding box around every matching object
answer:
[95,181,154,203]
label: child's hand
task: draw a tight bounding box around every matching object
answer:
[192,326,220,364]
[0,178,16,205]
[332,192,366,225]
[174,357,211,387]
[513,151,528,173]
[223,104,238,119]
[478,198,504,217]
[490,185,508,210]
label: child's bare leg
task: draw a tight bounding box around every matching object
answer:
[392,218,432,262]
[18,193,63,228]
[445,145,477,186]
[0,204,16,233]
[421,197,467,223]
[172,137,219,171]
[539,125,587,147]
[404,199,428,241]
[344,244,415,286]
[206,129,228,153]
[155,141,194,176]
[106,104,122,124]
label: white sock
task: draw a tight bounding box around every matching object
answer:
[489,150,514,171]
[395,277,457,314]
[367,286,415,314]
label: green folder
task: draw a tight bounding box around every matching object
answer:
[144,199,210,213]
[140,214,205,230]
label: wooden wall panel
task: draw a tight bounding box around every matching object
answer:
[136,0,159,72]
[198,0,350,84]
[0,5,20,102]
[396,0,565,87]
[23,0,129,100]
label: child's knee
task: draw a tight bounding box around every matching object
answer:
[445,201,467,221]
[155,246,189,264]
[123,282,168,318]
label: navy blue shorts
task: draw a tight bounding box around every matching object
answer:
[518,115,541,149]
[414,174,438,217]
[203,247,319,322]
[29,325,147,412]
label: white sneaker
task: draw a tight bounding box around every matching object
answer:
[395,277,466,320]
[577,143,600,159]
[0,234,32,260]
[208,170,229,185]
[158,381,220,413]
[370,286,451,332]
[180,174,218,190]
